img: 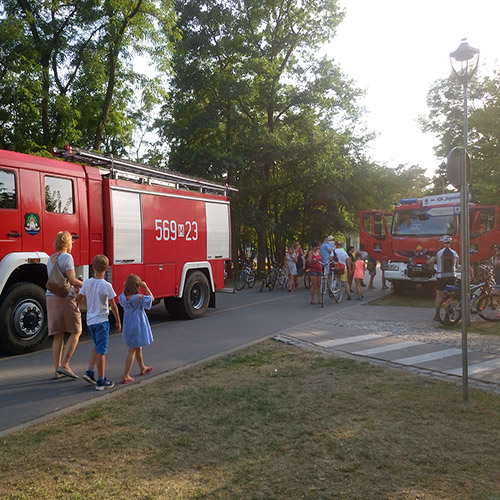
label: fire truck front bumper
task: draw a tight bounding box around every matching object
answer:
[384,262,436,283]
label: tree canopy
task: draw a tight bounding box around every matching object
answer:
[157,0,386,268]
[420,68,500,204]
[0,0,178,155]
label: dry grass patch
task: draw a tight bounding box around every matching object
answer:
[1,340,500,499]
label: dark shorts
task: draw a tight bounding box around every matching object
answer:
[309,271,321,276]
[436,277,456,291]
[88,321,110,355]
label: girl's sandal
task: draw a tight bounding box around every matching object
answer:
[122,377,135,384]
[140,366,153,376]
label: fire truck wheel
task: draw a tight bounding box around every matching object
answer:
[182,271,210,319]
[0,283,48,354]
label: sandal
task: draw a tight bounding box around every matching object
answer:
[140,366,153,376]
[122,377,135,384]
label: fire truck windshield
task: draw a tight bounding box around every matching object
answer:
[392,209,457,237]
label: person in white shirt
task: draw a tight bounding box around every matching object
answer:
[334,241,352,300]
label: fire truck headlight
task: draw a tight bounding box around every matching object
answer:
[387,263,399,271]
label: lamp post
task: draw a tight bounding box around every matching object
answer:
[449,38,480,401]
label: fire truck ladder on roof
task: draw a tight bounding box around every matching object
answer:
[52,146,237,196]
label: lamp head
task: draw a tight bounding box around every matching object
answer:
[450,39,480,61]
[450,38,480,83]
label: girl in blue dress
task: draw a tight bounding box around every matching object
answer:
[119,274,154,384]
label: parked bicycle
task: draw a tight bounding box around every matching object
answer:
[437,264,500,325]
[319,262,343,307]
[303,269,311,289]
[234,260,256,291]
[259,261,280,292]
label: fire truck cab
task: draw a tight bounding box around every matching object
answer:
[0,148,234,354]
[360,193,500,294]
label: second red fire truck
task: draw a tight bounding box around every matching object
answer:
[360,193,500,293]
[0,147,234,354]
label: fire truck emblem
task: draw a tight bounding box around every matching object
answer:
[414,244,428,257]
[24,212,40,235]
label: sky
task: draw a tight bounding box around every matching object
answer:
[329,0,500,177]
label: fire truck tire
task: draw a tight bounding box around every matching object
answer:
[0,283,48,355]
[181,271,210,319]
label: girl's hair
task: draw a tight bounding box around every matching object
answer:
[312,240,320,248]
[347,246,355,253]
[54,230,72,251]
[123,274,142,296]
[355,252,362,260]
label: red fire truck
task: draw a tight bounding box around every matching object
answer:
[360,193,500,294]
[0,147,234,354]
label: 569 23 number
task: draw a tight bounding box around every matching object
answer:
[155,219,198,241]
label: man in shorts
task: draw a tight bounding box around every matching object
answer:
[429,235,459,321]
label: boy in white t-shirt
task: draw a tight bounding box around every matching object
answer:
[77,255,121,390]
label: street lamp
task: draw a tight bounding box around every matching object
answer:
[449,38,480,401]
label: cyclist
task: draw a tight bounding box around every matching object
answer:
[321,236,334,292]
[429,235,459,321]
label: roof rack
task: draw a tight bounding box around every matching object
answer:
[52,146,237,196]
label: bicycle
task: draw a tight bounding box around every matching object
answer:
[303,269,312,289]
[259,261,280,292]
[319,263,343,307]
[234,261,256,291]
[437,264,500,325]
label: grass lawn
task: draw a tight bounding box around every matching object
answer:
[1,340,500,499]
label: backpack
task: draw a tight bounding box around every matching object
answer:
[441,247,455,274]
[332,250,345,275]
[46,253,71,297]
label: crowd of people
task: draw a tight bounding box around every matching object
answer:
[283,235,389,305]
[45,230,155,388]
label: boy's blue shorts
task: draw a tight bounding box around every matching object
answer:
[88,322,110,355]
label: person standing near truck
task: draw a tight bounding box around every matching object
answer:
[77,254,122,390]
[429,235,459,321]
[46,231,83,380]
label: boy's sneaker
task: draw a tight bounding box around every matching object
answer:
[95,378,115,391]
[83,370,96,385]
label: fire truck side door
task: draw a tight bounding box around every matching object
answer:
[0,167,22,253]
[359,211,392,261]
[41,174,82,264]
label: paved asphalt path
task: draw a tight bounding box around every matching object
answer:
[1,280,383,434]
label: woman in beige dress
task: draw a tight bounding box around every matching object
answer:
[46,231,83,379]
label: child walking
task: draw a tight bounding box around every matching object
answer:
[77,255,121,390]
[353,252,366,300]
[119,274,154,384]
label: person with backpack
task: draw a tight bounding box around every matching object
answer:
[429,235,459,321]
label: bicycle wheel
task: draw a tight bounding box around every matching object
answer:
[437,295,462,325]
[282,275,289,290]
[268,275,276,291]
[234,272,246,291]
[332,275,343,303]
[304,273,311,289]
[278,269,286,286]
[247,271,256,289]
[477,293,500,322]
[320,277,327,308]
